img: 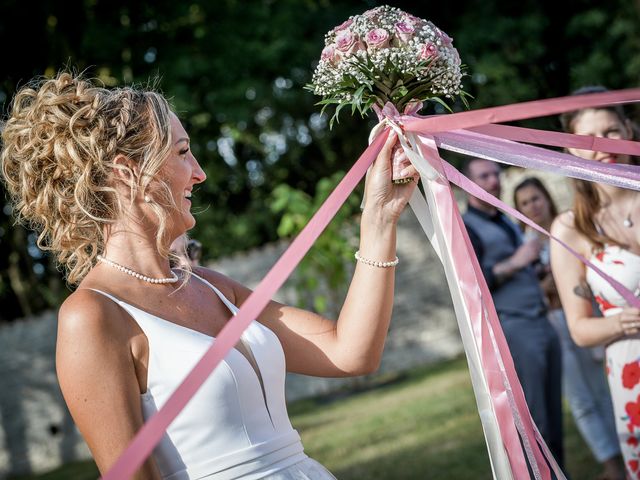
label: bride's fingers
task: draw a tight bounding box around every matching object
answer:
[372,130,397,170]
[398,164,418,179]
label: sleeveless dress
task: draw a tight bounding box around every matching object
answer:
[586,245,640,476]
[90,273,337,480]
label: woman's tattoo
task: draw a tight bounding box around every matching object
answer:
[573,280,593,300]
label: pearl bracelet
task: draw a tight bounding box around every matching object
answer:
[354,250,399,268]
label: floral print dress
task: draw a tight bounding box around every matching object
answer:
[587,245,640,477]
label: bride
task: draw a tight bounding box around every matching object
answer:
[0,71,417,479]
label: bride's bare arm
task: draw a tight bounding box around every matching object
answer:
[56,290,161,479]
[208,131,419,377]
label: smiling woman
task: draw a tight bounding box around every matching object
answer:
[0,71,419,479]
[551,86,640,479]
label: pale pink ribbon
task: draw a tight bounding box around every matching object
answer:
[380,92,639,479]
[102,89,640,480]
[398,130,557,479]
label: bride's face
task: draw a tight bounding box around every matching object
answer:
[567,108,632,165]
[158,114,206,233]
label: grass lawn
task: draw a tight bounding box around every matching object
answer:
[11,357,601,479]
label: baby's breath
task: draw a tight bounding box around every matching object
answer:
[306,5,468,127]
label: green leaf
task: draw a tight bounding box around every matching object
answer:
[351,85,366,115]
[330,102,348,129]
[429,96,454,113]
[277,215,295,237]
[313,295,328,314]
[316,98,341,106]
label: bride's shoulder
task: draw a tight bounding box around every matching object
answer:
[192,267,243,304]
[58,288,128,338]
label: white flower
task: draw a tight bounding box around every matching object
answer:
[308,5,465,125]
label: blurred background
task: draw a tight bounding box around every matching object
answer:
[1,0,639,320]
[0,0,639,478]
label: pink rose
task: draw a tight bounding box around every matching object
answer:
[332,18,353,33]
[321,45,339,64]
[402,14,421,24]
[403,15,425,30]
[363,6,383,18]
[419,42,438,61]
[437,28,454,46]
[335,30,364,56]
[365,28,390,50]
[394,21,415,43]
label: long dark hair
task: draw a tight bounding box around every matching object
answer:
[560,86,640,251]
[513,177,558,230]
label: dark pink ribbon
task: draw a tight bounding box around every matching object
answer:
[406,88,640,133]
[469,124,640,156]
[102,90,640,480]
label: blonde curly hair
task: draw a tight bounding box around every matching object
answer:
[1,71,178,284]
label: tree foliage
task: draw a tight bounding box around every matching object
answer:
[0,0,638,320]
[270,171,361,315]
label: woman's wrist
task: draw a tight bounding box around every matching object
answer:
[360,213,397,245]
[358,217,397,265]
[360,207,398,231]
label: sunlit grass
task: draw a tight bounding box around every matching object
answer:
[11,357,600,479]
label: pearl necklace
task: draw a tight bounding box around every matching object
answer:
[97,255,179,284]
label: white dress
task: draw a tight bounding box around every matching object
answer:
[586,245,640,477]
[91,273,336,480]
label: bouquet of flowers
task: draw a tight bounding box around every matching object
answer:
[306,5,468,182]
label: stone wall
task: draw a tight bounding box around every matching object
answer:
[0,311,90,478]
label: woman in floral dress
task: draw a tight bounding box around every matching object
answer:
[551,86,640,480]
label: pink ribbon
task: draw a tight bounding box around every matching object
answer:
[428,150,638,479]
[441,160,640,308]
[435,129,640,191]
[469,123,640,157]
[101,132,390,480]
[102,90,640,480]
[416,136,537,478]
[372,100,424,121]
[405,88,640,133]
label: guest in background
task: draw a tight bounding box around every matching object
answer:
[515,176,622,480]
[462,158,564,469]
[170,234,202,268]
[551,85,640,479]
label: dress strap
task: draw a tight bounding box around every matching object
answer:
[189,271,240,315]
[84,288,158,340]
[86,287,121,305]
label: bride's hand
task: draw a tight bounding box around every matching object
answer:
[362,130,419,224]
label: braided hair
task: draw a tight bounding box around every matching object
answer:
[1,71,175,283]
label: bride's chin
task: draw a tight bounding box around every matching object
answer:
[185,213,196,229]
